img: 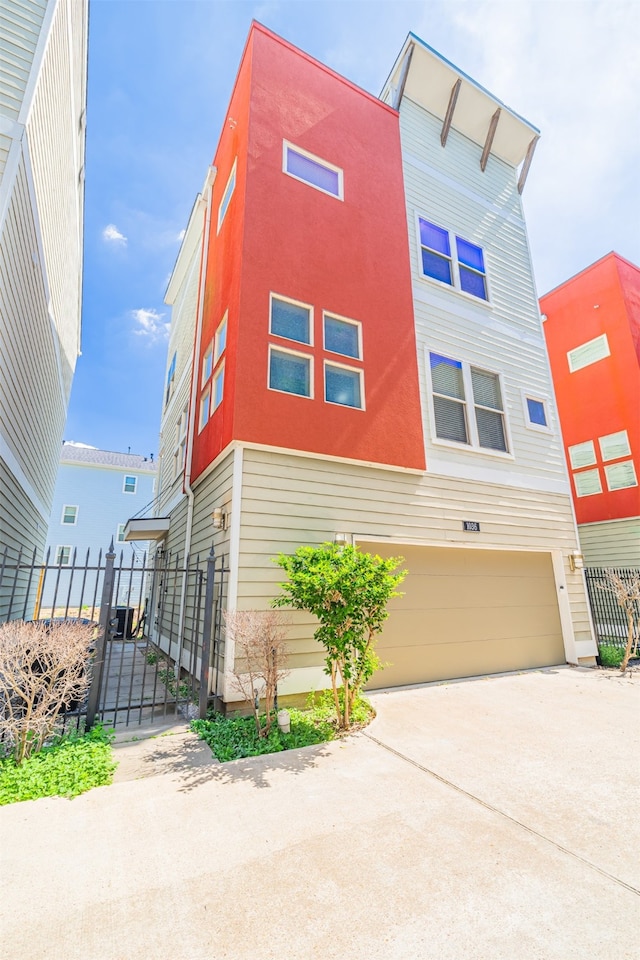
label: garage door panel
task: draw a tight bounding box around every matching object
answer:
[358,542,565,687]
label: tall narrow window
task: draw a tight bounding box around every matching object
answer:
[430,354,468,443]
[123,475,137,494]
[471,367,506,451]
[214,313,228,364]
[283,142,343,199]
[419,220,453,286]
[456,238,487,300]
[165,352,176,406]
[61,505,78,525]
[217,160,236,232]
[213,364,224,410]
[56,546,71,566]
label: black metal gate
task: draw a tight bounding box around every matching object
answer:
[584,567,640,651]
[0,542,228,730]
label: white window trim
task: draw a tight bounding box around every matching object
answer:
[323,311,363,361]
[268,344,314,400]
[282,140,344,201]
[573,467,603,498]
[123,475,137,494]
[598,429,631,463]
[199,386,211,433]
[324,359,365,411]
[521,391,552,434]
[212,362,225,411]
[604,459,638,492]
[61,504,78,525]
[214,311,228,365]
[567,333,610,373]
[414,213,492,306]
[173,404,188,479]
[55,545,72,566]
[425,349,513,459]
[202,341,213,388]
[217,158,237,233]
[269,292,314,347]
[117,524,126,543]
[568,439,597,470]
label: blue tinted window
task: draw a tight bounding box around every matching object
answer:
[213,367,224,409]
[217,164,236,230]
[421,250,452,285]
[271,298,311,344]
[527,398,547,426]
[456,237,484,271]
[324,315,360,358]
[286,148,341,197]
[419,219,450,256]
[325,365,362,408]
[459,267,487,300]
[269,350,311,397]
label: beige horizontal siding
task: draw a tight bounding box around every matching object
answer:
[0,455,47,620]
[579,518,640,567]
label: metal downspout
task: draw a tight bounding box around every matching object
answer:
[174,166,216,680]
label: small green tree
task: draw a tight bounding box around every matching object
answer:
[273,543,406,729]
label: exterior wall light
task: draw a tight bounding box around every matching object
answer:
[569,551,584,572]
[334,533,351,546]
[212,506,227,530]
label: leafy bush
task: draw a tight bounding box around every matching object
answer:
[598,644,626,668]
[191,693,374,763]
[0,724,116,805]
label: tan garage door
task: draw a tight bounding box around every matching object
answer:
[359,543,565,689]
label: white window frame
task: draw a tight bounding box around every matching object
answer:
[269,292,314,347]
[213,363,225,411]
[521,392,552,434]
[268,344,314,400]
[568,440,597,470]
[415,214,491,304]
[323,311,363,361]
[567,334,610,373]
[283,140,344,201]
[598,430,631,463]
[573,468,603,498]
[199,386,211,433]
[324,360,365,411]
[214,311,228,365]
[117,524,126,543]
[604,459,638,492]
[55,545,71,566]
[426,349,512,457]
[123,475,137,494]
[165,351,177,407]
[61,504,78,525]
[173,404,188,479]
[217,159,237,233]
[202,342,213,387]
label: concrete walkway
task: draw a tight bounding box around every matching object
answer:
[0,666,638,960]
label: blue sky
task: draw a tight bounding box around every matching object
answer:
[66,0,640,457]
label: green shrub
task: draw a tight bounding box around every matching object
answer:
[0,724,116,805]
[598,644,626,668]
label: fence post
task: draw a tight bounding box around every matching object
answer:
[86,542,117,730]
[199,546,217,720]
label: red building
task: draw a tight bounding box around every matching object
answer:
[191,24,425,482]
[541,252,640,565]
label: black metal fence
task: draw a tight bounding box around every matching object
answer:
[0,542,228,733]
[584,567,640,651]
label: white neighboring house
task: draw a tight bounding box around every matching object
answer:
[0,0,88,616]
[40,443,157,614]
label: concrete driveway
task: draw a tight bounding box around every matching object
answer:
[0,666,638,960]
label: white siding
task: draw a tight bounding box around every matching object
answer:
[579,518,640,567]
[0,0,46,121]
[400,97,567,492]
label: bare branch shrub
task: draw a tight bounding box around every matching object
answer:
[0,619,95,763]
[599,571,640,673]
[225,610,290,736]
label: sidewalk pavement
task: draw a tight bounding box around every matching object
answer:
[0,666,638,960]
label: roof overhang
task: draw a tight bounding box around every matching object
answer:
[123,517,171,541]
[382,33,540,191]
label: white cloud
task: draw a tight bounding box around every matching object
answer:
[131,308,170,341]
[176,229,186,242]
[102,223,127,245]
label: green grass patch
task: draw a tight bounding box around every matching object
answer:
[0,725,116,805]
[191,691,374,763]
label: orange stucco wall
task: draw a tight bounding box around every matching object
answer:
[541,253,640,524]
[191,23,425,482]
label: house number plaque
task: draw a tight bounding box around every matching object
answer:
[463,520,481,532]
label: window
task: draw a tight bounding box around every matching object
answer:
[123,475,137,494]
[165,351,176,406]
[202,343,213,387]
[429,352,508,453]
[174,405,188,478]
[61,505,78,525]
[217,160,236,232]
[324,313,361,360]
[599,430,631,462]
[573,469,602,497]
[522,394,550,432]
[283,141,343,200]
[270,295,312,345]
[214,313,228,364]
[325,362,363,409]
[269,346,312,398]
[199,388,211,432]
[213,364,224,410]
[117,524,126,542]
[55,546,71,566]
[418,218,488,301]
[567,334,610,373]
[605,460,637,491]
[568,440,597,470]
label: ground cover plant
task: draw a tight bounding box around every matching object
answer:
[0,724,116,805]
[191,691,374,762]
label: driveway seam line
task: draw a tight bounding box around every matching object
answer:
[362,731,640,898]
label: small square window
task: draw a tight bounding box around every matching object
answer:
[523,395,550,432]
[123,475,137,494]
[324,314,361,359]
[213,364,224,410]
[573,469,603,497]
[599,430,631,462]
[568,440,597,470]
[199,388,211,431]
[117,524,126,542]
[270,296,312,345]
[325,363,363,409]
[61,505,78,525]
[604,460,637,491]
[214,313,228,364]
[202,344,213,386]
[217,160,236,232]
[284,142,343,199]
[269,347,312,398]
[56,546,71,566]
